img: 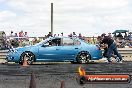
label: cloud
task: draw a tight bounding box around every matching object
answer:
[0,0,5,3]
[0,0,131,37]
[0,10,16,21]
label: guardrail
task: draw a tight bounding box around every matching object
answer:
[0,50,8,63]
[0,50,8,59]
[0,48,132,63]
[118,48,132,61]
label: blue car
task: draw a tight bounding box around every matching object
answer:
[6,37,102,64]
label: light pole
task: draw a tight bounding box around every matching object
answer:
[51,3,53,35]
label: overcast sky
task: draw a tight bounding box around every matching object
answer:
[0,0,132,37]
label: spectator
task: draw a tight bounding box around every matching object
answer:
[10,39,19,48]
[68,33,72,37]
[78,33,83,39]
[108,33,112,38]
[127,40,132,48]
[114,37,121,48]
[32,38,38,45]
[2,31,6,40]
[87,40,91,44]
[124,32,128,40]
[101,33,106,39]
[2,32,7,49]
[6,40,13,49]
[24,32,28,37]
[47,32,52,37]
[61,32,63,36]
[115,37,125,48]
[72,32,77,37]
[24,32,29,41]
[10,31,14,37]
[9,31,14,40]
[19,32,21,37]
[128,32,132,40]
[14,33,18,41]
[19,30,24,37]
[54,34,56,37]
[116,33,123,39]
[18,30,24,46]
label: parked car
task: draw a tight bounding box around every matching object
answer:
[6,37,102,64]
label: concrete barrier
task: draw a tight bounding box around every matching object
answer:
[0,48,132,63]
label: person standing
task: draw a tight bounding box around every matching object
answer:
[100,36,122,63]
[24,32,29,41]
[72,32,77,37]
[47,32,52,38]
[61,32,63,37]
[78,33,83,40]
[10,31,14,37]
[14,33,18,41]
[2,32,7,49]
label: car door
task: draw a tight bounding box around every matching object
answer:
[59,37,81,60]
[38,38,62,61]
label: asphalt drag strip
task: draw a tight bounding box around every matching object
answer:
[0,62,132,88]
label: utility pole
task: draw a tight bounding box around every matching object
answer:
[51,3,53,35]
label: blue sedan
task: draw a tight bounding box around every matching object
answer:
[6,37,102,64]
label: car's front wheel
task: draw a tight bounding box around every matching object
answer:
[76,51,91,64]
[20,52,35,65]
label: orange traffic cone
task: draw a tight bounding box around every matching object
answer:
[60,81,65,88]
[22,57,29,67]
[29,72,36,88]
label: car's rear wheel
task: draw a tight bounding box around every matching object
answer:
[20,52,35,65]
[76,51,91,64]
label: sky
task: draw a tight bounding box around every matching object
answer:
[0,0,132,37]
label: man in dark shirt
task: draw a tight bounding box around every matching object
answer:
[100,36,122,63]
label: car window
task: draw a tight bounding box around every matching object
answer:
[51,38,61,46]
[43,38,61,47]
[73,39,81,45]
[62,38,74,46]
